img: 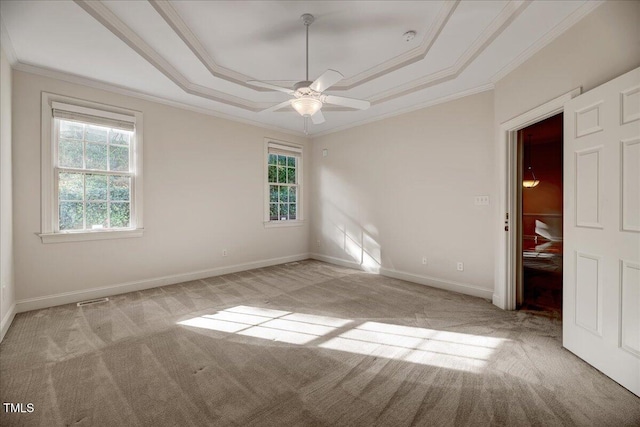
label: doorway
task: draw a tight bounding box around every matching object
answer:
[516,113,563,318]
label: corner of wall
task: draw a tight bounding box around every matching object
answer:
[0,42,16,342]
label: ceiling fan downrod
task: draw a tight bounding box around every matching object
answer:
[301,13,314,82]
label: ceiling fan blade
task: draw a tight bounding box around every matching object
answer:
[310,69,344,92]
[248,80,294,94]
[261,100,292,113]
[311,109,325,125]
[323,95,370,110]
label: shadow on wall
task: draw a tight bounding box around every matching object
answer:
[314,165,386,273]
[322,199,382,273]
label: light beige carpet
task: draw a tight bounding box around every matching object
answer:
[1,260,639,426]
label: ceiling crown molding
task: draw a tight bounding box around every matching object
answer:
[12,61,308,138]
[312,83,495,138]
[74,0,270,112]
[490,0,605,84]
[149,0,459,92]
[335,0,459,90]
[369,0,529,105]
[148,0,270,92]
[0,15,18,66]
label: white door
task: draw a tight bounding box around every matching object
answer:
[564,67,640,396]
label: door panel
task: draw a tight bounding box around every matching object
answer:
[564,67,640,396]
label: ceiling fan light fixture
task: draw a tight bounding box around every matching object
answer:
[291,97,322,117]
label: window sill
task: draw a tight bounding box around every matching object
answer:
[263,220,305,229]
[39,228,144,244]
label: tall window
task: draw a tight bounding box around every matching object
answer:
[265,140,302,224]
[56,119,134,230]
[41,94,143,243]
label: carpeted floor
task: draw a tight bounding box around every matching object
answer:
[1,260,639,426]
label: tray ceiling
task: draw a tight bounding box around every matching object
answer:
[0,0,601,136]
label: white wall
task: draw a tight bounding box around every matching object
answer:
[0,44,15,340]
[12,71,310,309]
[310,91,496,298]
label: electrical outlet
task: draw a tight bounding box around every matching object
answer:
[316,240,321,247]
[322,149,328,157]
[422,257,427,265]
[474,195,490,206]
[457,262,464,271]
[222,249,228,257]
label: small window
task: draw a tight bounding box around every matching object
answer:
[265,140,303,226]
[41,94,143,243]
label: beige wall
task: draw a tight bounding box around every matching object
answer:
[309,0,639,300]
[494,0,640,124]
[1,44,15,339]
[5,0,640,315]
[310,91,496,297]
[12,71,310,305]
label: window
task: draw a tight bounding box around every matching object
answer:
[264,140,303,227]
[41,93,143,243]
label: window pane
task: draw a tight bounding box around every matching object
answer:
[277,166,286,183]
[110,202,130,228]
[279,203,289,220]
[86,202,107,229]
[268,154,277,165]
[269,185,278,203]
[279,186,288,203]
[289,203,297,220]
[85,174,107,200]
[59,139,83,168]
[85,125,108,143]
[109,130,130,146]
[60,121,83,140]
[277,155,287,166]
[287,167,296,184]
[109,145,129,172]
[268,165,277,183]
[287,156,295,167]
[269,203,278,220]
[110,176,130,201]
[289,187,296,203]
[86,142,108,170]
[59,202,83,230]
[59,172,83,201]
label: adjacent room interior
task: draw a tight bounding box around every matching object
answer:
[0,1,639,425]
[518,113,563,318]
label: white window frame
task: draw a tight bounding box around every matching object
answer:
[263,138,304,228]
[40,92,144,243]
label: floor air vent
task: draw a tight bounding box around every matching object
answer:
[285,262,301,266]
[77,297,109,307]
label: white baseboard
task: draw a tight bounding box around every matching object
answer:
[492,293,506,309]
[16,253,310,313]
[309,252,493,300]
[380,268,494,300]
[1,302,16,342]
[309,253,365,271]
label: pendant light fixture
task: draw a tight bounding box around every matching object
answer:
[523,134,540,188]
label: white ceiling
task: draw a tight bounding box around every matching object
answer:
[0,0,602,136]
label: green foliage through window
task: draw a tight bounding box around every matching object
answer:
[268,153,298,221]
[57,119,133,231]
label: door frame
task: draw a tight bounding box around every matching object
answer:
[493,88,581,310]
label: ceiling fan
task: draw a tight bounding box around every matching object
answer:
[248,13,370,128]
